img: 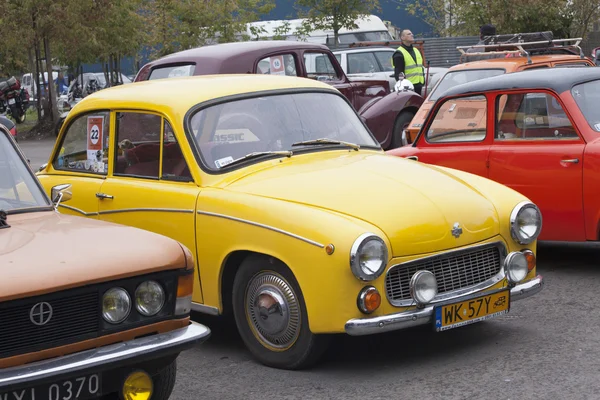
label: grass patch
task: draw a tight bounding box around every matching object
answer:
[18,106,60,141]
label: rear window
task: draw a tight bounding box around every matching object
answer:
[148,64,196,80]
[429,69,505,101]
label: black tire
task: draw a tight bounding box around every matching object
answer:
[232,254,331,370]
[149,359,177,400]
[390,111,415,149]
[11,107,25,124]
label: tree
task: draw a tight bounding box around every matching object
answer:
[395,0,573,38]
[566,0,600,39]
[295,0,381,46]
[143,0,275,58]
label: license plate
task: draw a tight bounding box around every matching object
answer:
[434,290,510,332]
[0,373,101,400]
[7,98,15,105]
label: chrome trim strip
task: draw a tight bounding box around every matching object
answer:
[191,302,220,316]
[385,241,507,307]
[57,204,98,216]
[0,322,210,388]
[196,210,325,248]
[345,275,543,336]
[99,208,194,215]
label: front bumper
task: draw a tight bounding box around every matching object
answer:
[345,275,543,336]
[0,321,210,390]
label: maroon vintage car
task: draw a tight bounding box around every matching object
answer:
[134,41,423,150]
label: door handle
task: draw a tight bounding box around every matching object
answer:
[96,192,114,200]
[406,156,419,161]
[561,158,579,164]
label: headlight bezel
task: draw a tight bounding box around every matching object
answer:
[135,280,166,317]
[510,201,542,245]
[98,269,189,333]
[102,287,132,324]
[504,251,529,284]
[350,233,389,281]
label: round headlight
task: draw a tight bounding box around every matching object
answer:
[504,252,529,284]
[510,202,542,245]
[102,288,131,324]
[135,281,165,316]
[350,233,389,281]
[409,270,438,305]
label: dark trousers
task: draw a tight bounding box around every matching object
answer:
[413,83,423,96]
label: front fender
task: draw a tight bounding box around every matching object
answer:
[196,188,391,334]
[359,91,424,149]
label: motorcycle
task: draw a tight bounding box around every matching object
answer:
[0,76,29,124]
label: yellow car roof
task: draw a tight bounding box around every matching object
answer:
[71,74,339,115]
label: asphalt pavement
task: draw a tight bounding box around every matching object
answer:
[17,138,600,400]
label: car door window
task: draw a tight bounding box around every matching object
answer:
[148,64,196,80]
[115,112,191,180]
[374,51,394,71]
[53,111,110,174]
[304,52,341,81]
[425,95,487,143]
[334,54,342,65]
[496,93,579,140]
[257,54,297,76]
[347,52,379,74]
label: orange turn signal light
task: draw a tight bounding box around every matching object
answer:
[522,249,536,271]
[358,286,381,314]
[177,273,194,298]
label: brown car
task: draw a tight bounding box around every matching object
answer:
[134,40,424,149]
[0,127,210,399]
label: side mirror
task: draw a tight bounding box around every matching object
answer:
[51,183,72,210]
[38,162,48,172]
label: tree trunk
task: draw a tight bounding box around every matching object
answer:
[33,40,42,121]
[43,36,58,122]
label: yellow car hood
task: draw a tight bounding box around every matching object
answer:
[224,152,501,257]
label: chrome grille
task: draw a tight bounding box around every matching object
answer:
[385,242,504,304]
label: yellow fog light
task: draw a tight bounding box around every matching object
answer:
[122,370,153,400]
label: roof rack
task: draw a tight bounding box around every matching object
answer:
[458,36,584,64]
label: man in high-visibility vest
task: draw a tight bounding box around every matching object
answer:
[392,29,425,96]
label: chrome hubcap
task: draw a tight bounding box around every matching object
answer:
[246,272,300,349]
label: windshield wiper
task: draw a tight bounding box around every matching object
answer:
[219,151,293,169]
[0,210,10,229]
[291,138,360,150]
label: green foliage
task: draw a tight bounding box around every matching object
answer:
[295,0,381,44]
[396,0,594,39]
[143,0,275,57]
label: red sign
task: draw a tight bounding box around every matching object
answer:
[87,116,104,151]
[270,55,285,75]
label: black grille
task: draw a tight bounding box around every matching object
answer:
[385,243,503,303]
[0,291,99,358]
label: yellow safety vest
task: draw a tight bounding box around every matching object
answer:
[391,46,424,85]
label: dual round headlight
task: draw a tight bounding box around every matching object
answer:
[510,202,542,245]
[102,281,165,324]
[350,233,389,281]
[410,270,438,305]
[504,252,529,284]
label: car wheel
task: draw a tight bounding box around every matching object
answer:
[390,111,415,149]
[148,359,177,400]
[232,254,331,370]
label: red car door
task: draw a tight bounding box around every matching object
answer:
[488,90,585,241]
[410,93,492,177]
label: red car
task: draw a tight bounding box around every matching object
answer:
[0,115,17,142]
[134,41,424,149]
[387,67,600,242]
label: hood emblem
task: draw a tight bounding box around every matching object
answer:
[451,222,463,238]
[30,302,53,326]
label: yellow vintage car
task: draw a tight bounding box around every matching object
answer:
[37,74,544,370]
